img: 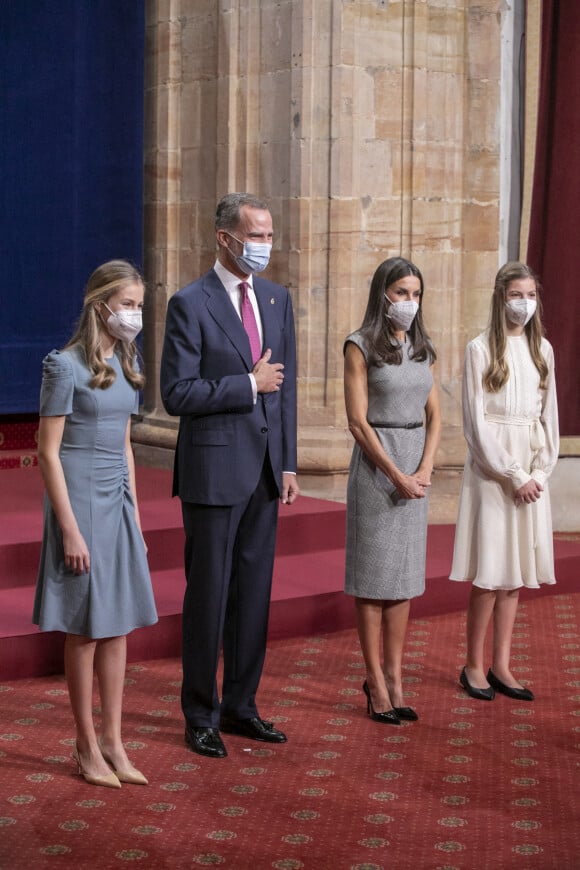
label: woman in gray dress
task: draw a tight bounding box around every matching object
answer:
[344,257,441,724]
[34,260,158,787]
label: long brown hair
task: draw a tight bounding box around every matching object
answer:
[359,257,437,366]
[65,260,145,390]
[483,261,548,392]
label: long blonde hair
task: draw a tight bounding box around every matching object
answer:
[483,261,548,392]
[65,260,145,390]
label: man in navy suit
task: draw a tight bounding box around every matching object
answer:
[160,193,299,758]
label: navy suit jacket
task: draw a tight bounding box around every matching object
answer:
[160,268,298,505]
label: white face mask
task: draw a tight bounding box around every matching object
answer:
[104,304,143,342]
[385,298,419,332]
[505,298,536,327]
[227,233,271,274]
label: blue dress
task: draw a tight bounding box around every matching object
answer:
[33,347,158,638]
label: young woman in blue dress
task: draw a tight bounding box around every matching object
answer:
[34,261,158,787]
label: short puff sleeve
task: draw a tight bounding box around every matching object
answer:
[39,351,74,417]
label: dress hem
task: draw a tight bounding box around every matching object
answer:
[32,617,159,639]
[344,588,424,601]
[449,576,556,590]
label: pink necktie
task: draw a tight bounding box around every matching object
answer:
[239,281,261,364]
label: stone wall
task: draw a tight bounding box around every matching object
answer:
[135,0,504,506]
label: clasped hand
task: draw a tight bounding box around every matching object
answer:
[514,479,543,507]
[253,348,284,393]
[394,471,431,500]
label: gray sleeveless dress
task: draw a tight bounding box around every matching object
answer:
[33,347,158,638]
[344,331,433,600]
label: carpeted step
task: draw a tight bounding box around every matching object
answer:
[0,466,352,678]
[0,417,39,451]
[1,465,579,681]
[0,548,354,679]
[0,418,39,468]
[0,449,38,469]
[0,467,347,585]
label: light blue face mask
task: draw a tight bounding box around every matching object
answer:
[227,233,272,274]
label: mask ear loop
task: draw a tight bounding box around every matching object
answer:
[95,301,109,327]
[221,231,244,266]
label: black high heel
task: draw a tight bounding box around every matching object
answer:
[362,681,400,725]
[393,706,419,722]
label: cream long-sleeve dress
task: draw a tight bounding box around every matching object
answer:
[449,332,559,590]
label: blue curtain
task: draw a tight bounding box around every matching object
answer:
[0,1,145,412]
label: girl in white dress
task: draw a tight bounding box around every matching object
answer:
[450,262,559,702]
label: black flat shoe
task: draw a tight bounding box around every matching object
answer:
[393,706,419,722]
[185,725,227,758]
[220,716,287,743]
[487,669,534,701]
[459,667,495,701]
[362,681,401,725]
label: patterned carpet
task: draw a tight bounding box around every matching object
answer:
[1,592,579,870]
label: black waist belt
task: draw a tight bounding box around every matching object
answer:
[370,421,423,429]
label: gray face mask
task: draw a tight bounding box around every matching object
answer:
[104,304,143,342]
[505,298,536,327]
[227,233,272,274]
[385,298,419,332]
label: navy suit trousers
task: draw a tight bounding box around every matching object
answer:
[180,458,279,727]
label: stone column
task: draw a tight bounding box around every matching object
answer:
[135,0,504,517]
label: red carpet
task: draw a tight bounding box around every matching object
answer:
[0,466,350,679]
[1,465,580,681]
[1,465,579,867]
[0,416,38,469]
[1,593,579,869]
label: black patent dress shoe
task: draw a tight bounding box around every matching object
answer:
[362,681,401,725]
[219,716,287,743]
[459,667,495,701]
[487,669,534,701]
[393,706,419,722]
[184,725,227,758]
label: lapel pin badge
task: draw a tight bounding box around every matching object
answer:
[270,298,275,304]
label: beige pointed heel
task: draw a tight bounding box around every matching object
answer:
[72,748,122,789]
[107,767,148,786]
[98,739,148,786]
